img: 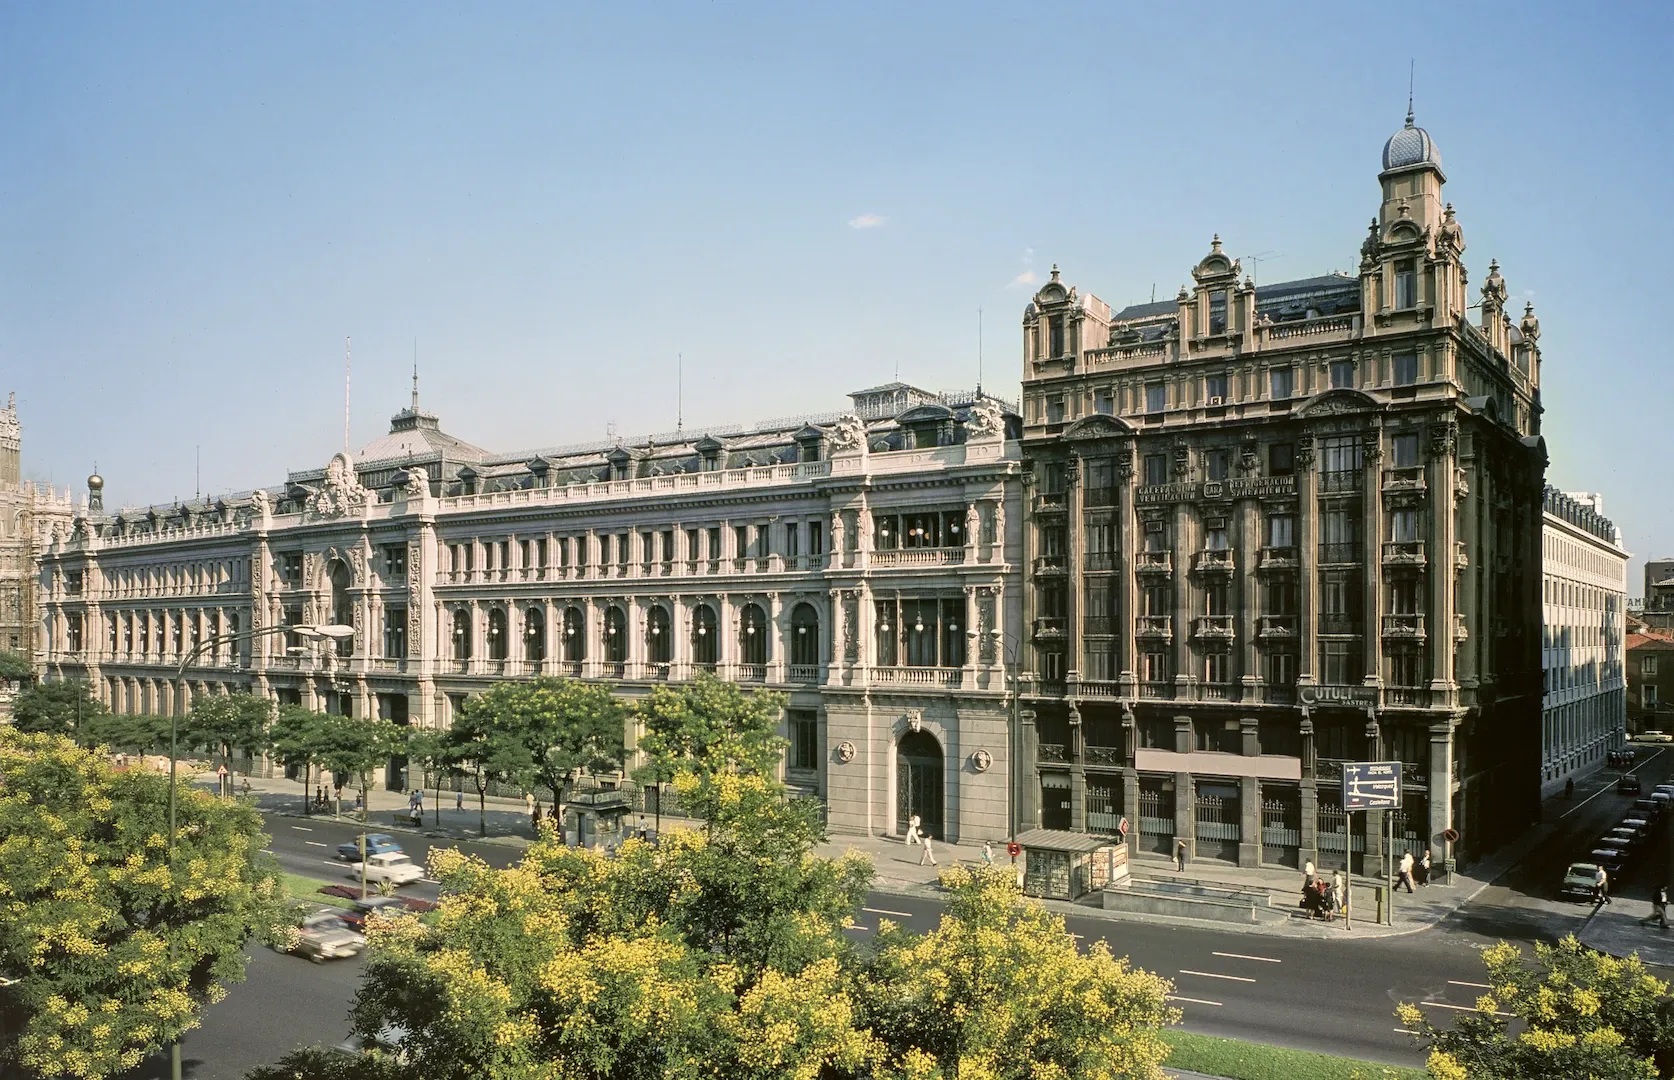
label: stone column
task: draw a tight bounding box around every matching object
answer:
[1172,500,1193,695]
[1117,442,1138,693]
[1066,456,1083,696]
[1299,709,1319,868]
[1173,714,1194,860]
[1239,716,1261,867]
[1429,716,1456,880]
[1238,492,1259,695]
[1068,704,1086,831]
[1297,434,1318,685]
[1019,708,1040,829]
[1430,430,1458,693]
[1363,427,1384,688]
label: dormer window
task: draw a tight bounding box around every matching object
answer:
[1394,259,1417,309]
[1209,290,1229,335]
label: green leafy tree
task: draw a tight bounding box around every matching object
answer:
[73,712,172,755]
[11,678,106,737]
[0,648,32,682]
[268,706,330,815]
[1398,936,1674,1080]
[445,696,536,836]
[181,692,275,791]
[406,727,458,828]
[245,1047,403,1080]
[314,713,407,808]
[635,673,787,784]
[0,728,289,1080]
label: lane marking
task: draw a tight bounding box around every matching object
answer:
[1166,995,1222,1007]
[290,826,312,832]
[420,878,440,885]
[304,841,329,848]
[1449,980,1492,989]
[1420,1001,1513,1017]
[1179,969,1256,983]
[862,907,914,918]
[1560,747,1664,819]
[1394,1028,1417,1035]
[260,849,274,855]
[1212,951,1281,964]
[844,924,871,932]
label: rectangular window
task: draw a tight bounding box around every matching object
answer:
[1204,527,1229,551]
[1205,583,1229,616]
[1394,260,1417,309]
[1040,526,1066,557]
[1194,716,1239,753]
[533,539,546,568]
[1392,434,1419,468]
[1269,442,1294,476]
[1145,383,1166,413]
[1389,509,1421,544]
[1205,373,1229,403]
[1046,397,1066,424]
[1267,514,1294,548]
[1393,351,1419,386]
[1259,719,1301,757]
[660,530,674,563]
[685,528,699,561]
[1095,388,1115,415]
[1269,367,1294,400]
[1142,583,1170,617]
[1323,640,1362,685]
[784,524,799,560]
[1386,648,1424,687]
[1645,656,1659,677]
[789,709,819,772]
[1143,651,1169,683]
[1264,580,1297,616]
[1267,652,1298,690]
[1142,453,1168,486]
[707,527,722,561]
[384,608,407,658]
[280,552,303,582]
[1206,449,1230,481]
[1049,315,1065,357]
[381,544,406,579]
[734,525,749,561]
[1204,652,1229,685]
[1319,435,1362,476]
[1330,360,1355,389]
[1647,686,1659,708]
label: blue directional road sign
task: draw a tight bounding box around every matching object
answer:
[1341,761,1402,810]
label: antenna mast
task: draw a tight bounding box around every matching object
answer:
[344,336,352,454]
[195,445,200,500]
[977,307,984,393]
[1408,59,1415,121]
[412,340,420,411]
[677,353,684,435]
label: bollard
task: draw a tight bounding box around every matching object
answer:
[1375,885,1387,925]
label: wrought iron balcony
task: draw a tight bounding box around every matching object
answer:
[1039,743,1070,764]
[1318,542,1363,565]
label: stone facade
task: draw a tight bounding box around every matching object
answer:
[37,382,1024,843]
[1013,115,1546,875]
[1540,489,1627,796]
[0,392,73,718]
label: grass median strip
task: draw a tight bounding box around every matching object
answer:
[1161,1030,1425,1080]
[278,872,356,911]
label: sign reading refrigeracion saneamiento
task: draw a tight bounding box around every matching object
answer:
[1135,475,1297,505]
[1341,761,1402,811]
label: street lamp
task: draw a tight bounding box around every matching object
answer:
[971,626,1027,846]
[165,621,351,1080]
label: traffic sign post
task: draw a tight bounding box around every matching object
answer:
[1342,762,1403,927]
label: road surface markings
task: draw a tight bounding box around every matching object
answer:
[290,826,312,832]
[1394,1028,1417,1035]
[863,907,914,918]
[1212,951,1281,964]
[1178,969,1256,983]
[843,924,871,932]
[1420,1001,1513,1017]
[1449,980,1492,989]
[421,878,441,885]
[1559,747,1664,819]
[1166,995,1222,1007]
[260,849,274,855]
[305,841,329,848]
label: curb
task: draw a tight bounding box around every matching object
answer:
[261,805,536,850]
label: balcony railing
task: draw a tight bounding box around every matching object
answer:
[1140,681,1174,700]
[367,658,407,674]
[1033,492,1068,513]
[787,664,821,684]
[1193,615,1235,640]
[1032,617,1067,640]
[557,660,584,677]
[1136,550,1172,575]
[1199,683,1235,701]
[1382,541,1426,567]
[735,664,767,682]
[1084,551,1118,571]
[1084,615,1113,636]
[1385,687,1427,706]
[1136,616,1173,641]
[1319,470,1361,494]
[869,547,968,568]
[1454,542,1469,570]
[646,662,672,681]
[1039,743,1070,764]
[1193,549,1235,574]
[1382,613,1426,639]
[1258,546,1299,571]
[871,666,967,688]
[1382,466,1426,492]
[1031,555,1068,576]
[1318,542,1363,565]
[1258,615,1298,640]
[1319,613,1363,635]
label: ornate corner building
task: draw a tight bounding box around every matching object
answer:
[1014,114,1546,873]
[0,393,73,718]
[36,382,1025,844]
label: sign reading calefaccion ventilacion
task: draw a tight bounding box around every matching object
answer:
[1341,761,1401,810]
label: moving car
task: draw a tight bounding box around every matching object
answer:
[337,833,403,861]
[285,912,367,963]
[1618,774,1642,794]
[348,851,425,887]
[332,1025,409,1059]
[1633,731,1674,743]
[1560,861,1603,900]
[340,894,439,931]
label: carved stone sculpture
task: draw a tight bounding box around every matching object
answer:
[966,398,1005,440]
[828,414,867,454]
[309,453,370,518]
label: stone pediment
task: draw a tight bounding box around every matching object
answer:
[1063,414,1134,441]
[1295,388,1382,418]
[897,404,955,425]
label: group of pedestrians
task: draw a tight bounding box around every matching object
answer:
[904,813,938,865]
[1299,862,1348,921]
[1395,849,1432,892]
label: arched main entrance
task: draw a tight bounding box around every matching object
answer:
[896,730,945,840]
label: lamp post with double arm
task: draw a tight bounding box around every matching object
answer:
[967,626,1028,846]
[166,621,352,1080]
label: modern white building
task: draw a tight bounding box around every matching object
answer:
[1541,487,1627,797]
[36,382,1027,843]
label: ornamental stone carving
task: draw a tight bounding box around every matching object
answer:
[842,591,860,662]
[1296,432,1315,470]
[966,398,1005,440]
[835,741,857,764]
[404,468,428,498]
[309,453,370,518]
[828,414,867,454]
[970,749,993,773]
[250,488,271,518]
[1429,420,1457,458]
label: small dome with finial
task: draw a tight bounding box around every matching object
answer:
[87,469,104,491]
[1382,109,1441,171]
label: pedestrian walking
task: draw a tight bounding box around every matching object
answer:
[1417,850,1431,888]
[1175,839,1188,873]
[532,803,544,830]
[1397,851,1415,893]
[455,789,465,812]
[905,814,922,846]
[1650,885,1669,929]
[1331,870,1346,922]
[919,833,938,866]
[1303,860,1317,889]
[1594,865,1611,905]
[981,841,994,866]
[240,776,252,797]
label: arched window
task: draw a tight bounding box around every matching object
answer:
[692,604,718,667]
[487,608,508,660]
[524,607,546,663]
[330,561,354,657]
[562,607,586,662]
[738,602,767,666]
[647,606,671,664]
[791,602,820,666]
[452,609,472,660]
[604,606,627,663]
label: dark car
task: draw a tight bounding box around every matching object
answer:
[1588,849,1628,878]
[336,833,403,861]
[339,894,439,932]
[1631,797,1662,823]
[1617,818,1652,842]
[1618,774,1642,794]
[1599,830,1639,855]
[1561,861,1604,900]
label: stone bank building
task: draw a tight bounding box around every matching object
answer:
[37,383,1024,844]
[1014,114,1546,874]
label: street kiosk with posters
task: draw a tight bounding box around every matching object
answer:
[563,788,633,850]
[1015,828,1128,901]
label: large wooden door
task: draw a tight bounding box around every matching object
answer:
[896,731,944,839]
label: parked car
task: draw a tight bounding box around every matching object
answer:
[1601,827,1642,852]
[1588,848,1629,878]
[1633,731,1674,743]
[284,912,366,964]
[1651,792,1674,814]
[348,851,425,887]
[1618,818,1652,841]
[1561,861,1604,900]
[340,894,439,932]
[1618,774,1643,794]
[1631,797,1662,822]
[337,833,403,861]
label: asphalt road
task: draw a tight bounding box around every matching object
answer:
[126,769,1674,1080]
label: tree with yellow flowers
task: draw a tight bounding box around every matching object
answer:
[0,728,290,1080]
[1397,936,1674,1079]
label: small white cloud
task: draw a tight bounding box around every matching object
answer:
[1007,248,1039,289]
[848,214,887,229]
[1009,271,1038,288]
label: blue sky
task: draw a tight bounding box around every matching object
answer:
[2,3,1667,588]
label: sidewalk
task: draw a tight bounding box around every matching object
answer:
[1579,897,1674,968]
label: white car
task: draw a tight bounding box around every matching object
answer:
[348,852,425,887]
[1632,731,1674,744]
